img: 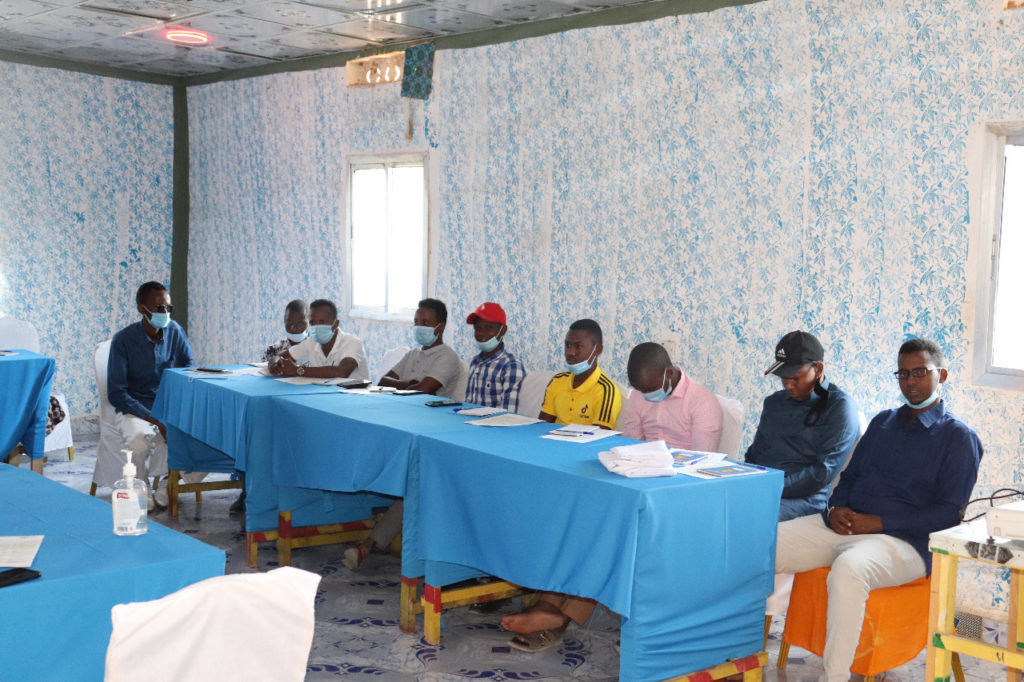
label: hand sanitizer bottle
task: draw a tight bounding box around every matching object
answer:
[113,449,149,536]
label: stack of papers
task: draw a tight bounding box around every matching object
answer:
[0,535,43,568]
[456,406,506,417]
[681,461,767,479]
[597,440,675,478]
[466,413,542,427]
[543,423,620,443]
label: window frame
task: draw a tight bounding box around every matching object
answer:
[968,121,1024,390]
[346,151,431,323]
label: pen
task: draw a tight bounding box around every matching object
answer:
[551,429,594,437]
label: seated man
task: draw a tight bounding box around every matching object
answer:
[500,318,622,651]
[745,330,860,521]
[465,302,526,411]
[775,338,982,682]
[108,281,200,510]
[262,299,310,362]
[537,318,622,429]
[621,341,723,451]
[377,297,461,397]
[343,298,461,570]
[269,298,368,381]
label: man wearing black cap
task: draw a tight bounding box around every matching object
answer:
[745,331,861,521]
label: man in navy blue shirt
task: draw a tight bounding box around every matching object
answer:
[775,338,982,682]
[746,331,861,521]
[108,281,195,509]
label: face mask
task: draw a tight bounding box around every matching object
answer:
[641,369,671,403]
[474,332,502,353]
[286,330,308,344]
[146,309,170,329]
[309,325,334,345]
[567,347,597,376]
[413,325,438,347]
[901,388,940,410]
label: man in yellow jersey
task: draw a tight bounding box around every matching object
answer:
[538,318,621,429]
[500,318,622,652]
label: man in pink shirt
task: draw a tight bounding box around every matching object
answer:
[621,342,723,452]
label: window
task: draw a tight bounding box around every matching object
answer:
[348,154,428,320]
[969,123,1024,389]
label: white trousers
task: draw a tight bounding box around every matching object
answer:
[114,412,168,483]
[775,514,926,682]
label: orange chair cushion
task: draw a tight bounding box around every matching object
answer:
[782,567,930,676]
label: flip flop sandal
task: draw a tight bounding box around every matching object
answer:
[508,628,564,653]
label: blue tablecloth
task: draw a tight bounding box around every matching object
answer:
[412,424,784,682]
[153,369,389,531]
[0,350,55,459]
[0,463,225,681]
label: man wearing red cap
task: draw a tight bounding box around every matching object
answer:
[465,302,526,412]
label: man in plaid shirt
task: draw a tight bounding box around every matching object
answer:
[465,302,526,412]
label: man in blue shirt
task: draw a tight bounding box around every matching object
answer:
[108,281,195,510]
[746,331,861,521]
[775,338,982,682]
[464,302,526,412]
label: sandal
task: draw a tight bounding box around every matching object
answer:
[508,627,565,653]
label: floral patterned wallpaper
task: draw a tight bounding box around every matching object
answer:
[187,0,1024,614]
[0,62,174,417]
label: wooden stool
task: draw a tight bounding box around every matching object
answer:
[778,567,933,682]
[666,650,768,682]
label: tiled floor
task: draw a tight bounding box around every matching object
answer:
[32,431,1012,681]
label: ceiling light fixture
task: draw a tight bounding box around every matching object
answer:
[164,28,211,45]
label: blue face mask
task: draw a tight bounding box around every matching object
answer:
[641,369,671,403]
[147,310,170,329]
[567,347,597,376]
[286,329,308,344]
[413,325,438,347]
[474,332,502,353]
[309,325,334,345]
[900,388,940,410]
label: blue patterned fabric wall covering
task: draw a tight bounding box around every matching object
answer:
[0,62,174,418]
[184,0,1023,615]
[401,43,436,100]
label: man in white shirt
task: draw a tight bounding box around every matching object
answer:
[377,298,461,398]
[344,298,462,571]
[269,299,368,381]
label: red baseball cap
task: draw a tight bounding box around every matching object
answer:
[466,302,506,325]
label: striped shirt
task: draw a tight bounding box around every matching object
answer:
[540,365,622,429]
[466,346,526,412]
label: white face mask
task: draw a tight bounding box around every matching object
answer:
[286,330,308,344]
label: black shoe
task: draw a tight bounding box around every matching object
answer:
[229,491,246,516]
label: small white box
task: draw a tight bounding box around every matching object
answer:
[985,500,1024,540]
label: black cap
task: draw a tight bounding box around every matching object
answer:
[764,331,824,377]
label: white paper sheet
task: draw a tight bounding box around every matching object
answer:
[455,406,507,417]
[541,424,621,443]
[0,535,43,568]
[465,414,542,427]
[274,377,345,386]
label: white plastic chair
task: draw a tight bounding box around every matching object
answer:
[715,394,745,457]
[92,340,130,492]
[0,316,74,460]
[104,566,320,682]
[449,359,469,401]
[376,346,410,383]
[516,370,555,417]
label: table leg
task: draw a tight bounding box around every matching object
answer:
[400,576,420,634]
[30,458,43,474]
[277,511,293,567]
[926,551,957,682]
[168,470,180,520]
[423,583,442,645]
[245,532,258,568]
[1009,568,1023,682]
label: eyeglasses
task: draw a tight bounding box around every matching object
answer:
[893,367,941,381]
[146,304,174,314]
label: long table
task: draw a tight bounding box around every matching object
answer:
[0,349,55,459]
[0,463,225,681]
[158,371,783,681]
[270,391,782,682]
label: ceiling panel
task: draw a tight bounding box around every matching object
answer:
[0,0,673,79]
